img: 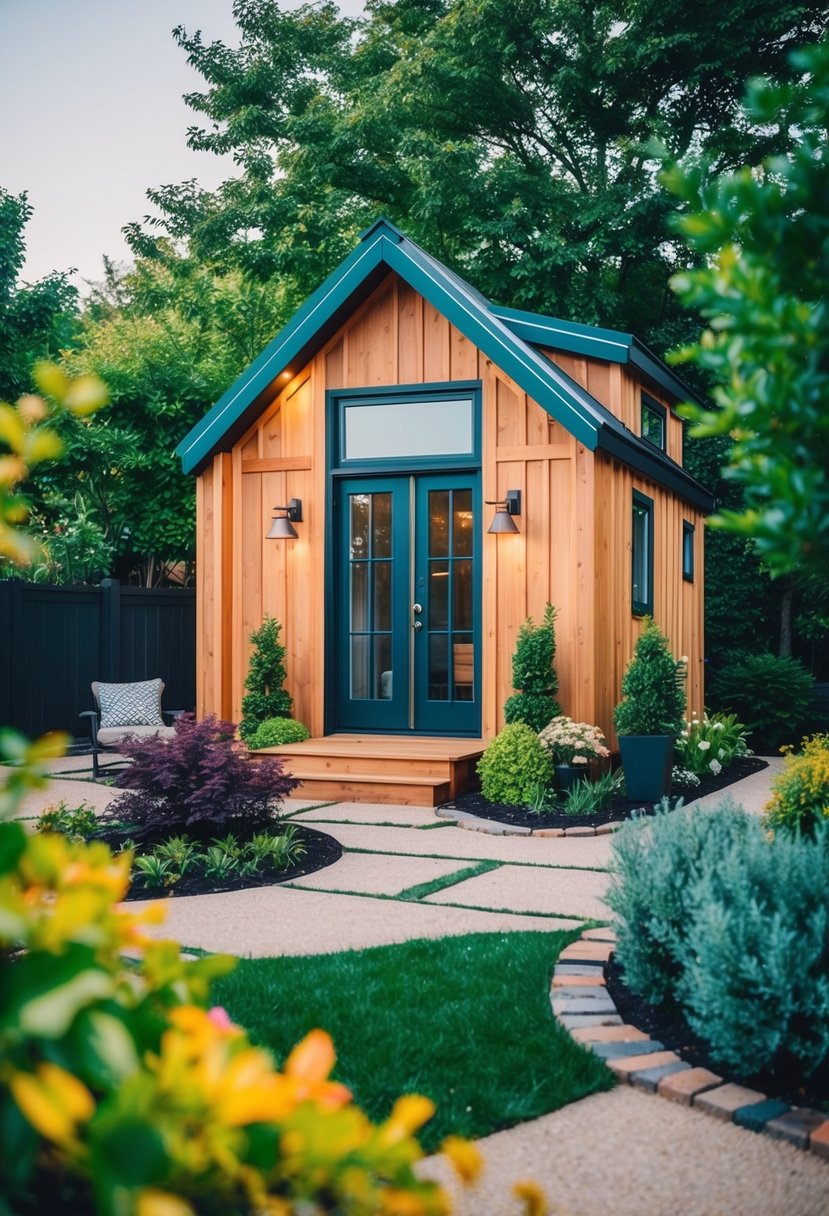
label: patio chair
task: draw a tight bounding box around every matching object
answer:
[79,678,184,779]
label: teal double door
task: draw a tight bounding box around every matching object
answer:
[333,472,481,734]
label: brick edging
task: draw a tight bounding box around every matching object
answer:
[435,806,621,837]
[552,927,829,1162]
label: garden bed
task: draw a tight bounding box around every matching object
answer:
[97,824,342,900]
[442,755,768,830]
[605,954,829,1113]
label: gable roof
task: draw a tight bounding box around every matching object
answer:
[177,218,713,511]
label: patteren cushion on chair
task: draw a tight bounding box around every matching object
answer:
[98,679,165,729]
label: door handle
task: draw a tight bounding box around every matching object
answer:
[413,620,423,631]
[412,603,422,614]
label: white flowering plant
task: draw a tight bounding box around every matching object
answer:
[538,716,610,767]
[674,711,751,777]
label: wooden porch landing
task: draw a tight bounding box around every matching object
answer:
[255,735,485,806]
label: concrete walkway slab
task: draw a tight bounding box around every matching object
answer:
[691,755,783,816]
[131,886,581,956]
[290,802,440,827]
[312,821,615,870]
[288,851,467,896]
[420,1086,829,1216]
[422,864,609,920]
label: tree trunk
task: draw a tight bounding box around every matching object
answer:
[779,585,793,657]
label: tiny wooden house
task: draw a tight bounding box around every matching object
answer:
[178,220,713,803]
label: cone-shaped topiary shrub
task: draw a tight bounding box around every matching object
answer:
[503,604,561,732]
[107,713,298,840]
[477,723,553,805]
[240,615,293,742]
[613,617,686,738]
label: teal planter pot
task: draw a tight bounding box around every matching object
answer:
[618,735,674,802]
[555,763,585,792]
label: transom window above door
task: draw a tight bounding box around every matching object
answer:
[330,382,481,470]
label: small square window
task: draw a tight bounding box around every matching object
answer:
[632,491,654,616]
[683,521,695,582]
[641,393,666,451]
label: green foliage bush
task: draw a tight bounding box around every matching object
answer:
[709,651,815,751]
[248,716,311,749]
[608,802,829,1077]
[36,800,98,841]
[477,723,552,806]
[239,615,293,742]
[503,691,559,733]
[503,604,561,730]
[613,618,686,737]
[764,734,829,839]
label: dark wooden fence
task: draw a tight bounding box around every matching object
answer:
[0,579,195,739]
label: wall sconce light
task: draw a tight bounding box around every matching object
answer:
[486,489,521,534]
[266,498,303,540]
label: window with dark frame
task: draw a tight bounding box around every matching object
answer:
[632,490,654,616]
[641,392,666,451]
[683,520,695,582]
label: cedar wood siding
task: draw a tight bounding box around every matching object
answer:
[194,271,704,743]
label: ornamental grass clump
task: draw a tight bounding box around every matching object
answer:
[106,712,298,841]
[608,801,829,1078]
[764,733,829,839]
[477,723,553,806]
[613,618,686,738]
[538,717,610,767]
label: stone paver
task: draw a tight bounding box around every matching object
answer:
[608,1049,684,1081]
[765,1108,828,1150]
[287,851,467,896]
[694,1083,768,1121]
[657,1067,723,1105]
[290,802,440,827]
[305,819,615,869]
[420,1087,829,1216]
[421,863,608,920]
[14,775,122,819]
[132,885,580,957]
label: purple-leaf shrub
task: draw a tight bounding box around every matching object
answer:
[107,713,298,840]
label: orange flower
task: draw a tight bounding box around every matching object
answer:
[513,1179,548,1216]
[441,1135,483,1184]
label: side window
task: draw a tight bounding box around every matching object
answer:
[641,392,666,451]
[683,520,695,582]
[632,490,654,616]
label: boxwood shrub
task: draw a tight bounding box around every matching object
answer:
[476,723,552,806]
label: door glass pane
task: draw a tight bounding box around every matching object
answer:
[453,559,472,630]
[429,634,449,701]
[375,635,392,699]
[453,489,473,556]
[429,490,449,557]
[350,636,369,700]
[350,562,368,631]
[453,632,474,701]
[429,561,449,629]
[372,492,392,558]
[350,495,369,559]
[374,562,391,631]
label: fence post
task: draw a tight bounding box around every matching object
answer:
[100,578,120,681]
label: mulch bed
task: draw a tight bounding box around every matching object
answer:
[605,955,829,1112]
[102,825,342,901]
[442,755,769,830]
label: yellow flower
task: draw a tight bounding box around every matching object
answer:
[381,1094,435,1145]
[10,1062,94,1148]
[136,1190,195,1216]
[441,1135,483,1184]
[513,1179,548,1216]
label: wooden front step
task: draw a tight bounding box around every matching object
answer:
[253,734,484,806]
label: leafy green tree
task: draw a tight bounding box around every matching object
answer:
[665,38,829,580]
[0,189,77,403]
[128,0,826,349]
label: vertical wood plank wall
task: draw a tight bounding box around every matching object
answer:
[195,270,705,742]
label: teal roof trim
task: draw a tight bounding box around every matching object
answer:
[176,229,388,474]
[492,304,702,408]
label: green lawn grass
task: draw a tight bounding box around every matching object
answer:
[212,930,613,1151]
